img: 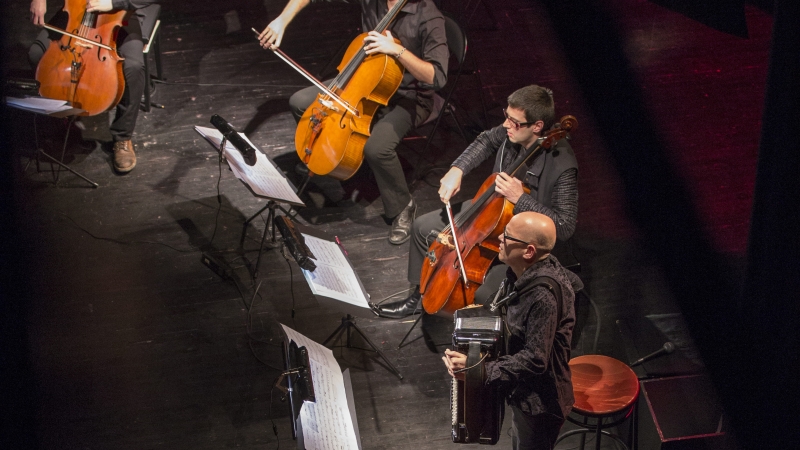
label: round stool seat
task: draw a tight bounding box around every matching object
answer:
[570,354,640,417]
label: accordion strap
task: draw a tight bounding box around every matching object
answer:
[491,275,563,324]
[463,341,485,435]
[525,276,563,325]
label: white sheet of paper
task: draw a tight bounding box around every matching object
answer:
[5,96,72,114]
[280,324,360,450]
[300,235,369,308]
[194,126,303,205]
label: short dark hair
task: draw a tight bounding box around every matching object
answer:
[507,85,555,130]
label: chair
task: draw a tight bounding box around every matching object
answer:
[405,14,472,180]
[555,355,640,450]
[137,4,164,112]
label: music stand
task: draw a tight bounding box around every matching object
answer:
[280,324,363,450]
[5,96,97,188]
[397,313,424,349]
[295,222,404,380]
[194,126,305,277]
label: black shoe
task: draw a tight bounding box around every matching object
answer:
[389,199,416,245]
[295,162,309,176]
[373,288,422,319]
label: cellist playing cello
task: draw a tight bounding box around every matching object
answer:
[257,0,449,245]
[29,0,158,174]
[374,85,579,319]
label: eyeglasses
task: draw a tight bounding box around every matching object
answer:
[503,108,536,130]
[502,226,530,245]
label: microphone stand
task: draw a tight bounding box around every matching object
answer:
[218,136,227,163]
[215,135,285,279]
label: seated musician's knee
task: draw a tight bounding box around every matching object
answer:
[123,57,145,76]
[28,31,49,69]
[363,138,398,163]
[289,86,318,122]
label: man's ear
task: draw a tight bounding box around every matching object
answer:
[524,244,537,261]
[532,120,545,134]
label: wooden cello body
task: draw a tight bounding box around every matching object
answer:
[35,0,126,116]
[294,1,407,181]
[420,174,515,315]
[420,116,578,315]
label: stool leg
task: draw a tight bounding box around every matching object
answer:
[595,416,603,450]
[579,416,588,450]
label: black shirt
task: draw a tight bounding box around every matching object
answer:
[313,0,449,117]
[485,257,576,419]
[451,125,580,240]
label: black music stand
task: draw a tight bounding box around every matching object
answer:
[323,314,403,380]
[195,125,305,278]
[7,98,98,187]
[241,198,297,278]
[278,341,315,444]
[397,313,424,349]
[295,223,403,380]
[280,325,363,449]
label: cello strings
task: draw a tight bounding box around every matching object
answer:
[440,139,548,235]
[329,0,407,94]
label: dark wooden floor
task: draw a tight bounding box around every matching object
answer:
[1,0,774,449]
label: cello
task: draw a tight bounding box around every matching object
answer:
[419,116,578,315]
[256,0,408,181]
[35,0,126,116]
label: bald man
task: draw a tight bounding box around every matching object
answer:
[443,212,575,450]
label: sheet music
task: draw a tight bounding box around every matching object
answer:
[280,325,360,450]
[5,96,73,114]
[194,126,303,205]
[300,235,370,308]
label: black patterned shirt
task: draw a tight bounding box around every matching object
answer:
[485,257,576,419]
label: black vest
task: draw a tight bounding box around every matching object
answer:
[492,137,578,209]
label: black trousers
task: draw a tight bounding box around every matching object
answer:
[29,19,146,142]
[289,85,417,218]
[408,201,507,304]
[510,406,565,450]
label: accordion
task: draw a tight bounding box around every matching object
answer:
[451,307,504,445]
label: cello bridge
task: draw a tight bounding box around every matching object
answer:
[318,98,339,112]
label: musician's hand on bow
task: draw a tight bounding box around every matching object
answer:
[30,0,47,26]
[438,167,463,204]
[86,0,113,13]
[443,349,467,381]
[495,172,524,204]
[363,31,403,56]
[258,18,287,49]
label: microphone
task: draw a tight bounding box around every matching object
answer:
[274,215,316,271]
[630,342,676,367]
[209,114,257,166]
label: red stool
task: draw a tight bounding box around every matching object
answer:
[556,355,640,450]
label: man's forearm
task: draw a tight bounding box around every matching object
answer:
[275,0,311,27]
[397,50,435,85]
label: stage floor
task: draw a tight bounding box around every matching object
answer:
[2,0,770,448]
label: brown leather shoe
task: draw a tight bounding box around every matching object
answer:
[113,140,136,173]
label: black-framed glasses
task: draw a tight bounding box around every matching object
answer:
[502,226,530,245]
[503,108,536,130]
